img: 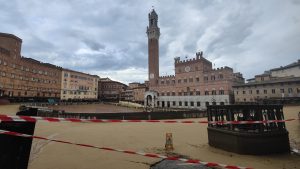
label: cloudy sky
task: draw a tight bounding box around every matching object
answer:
[1,0,299,84]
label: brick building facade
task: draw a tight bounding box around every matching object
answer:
[0,32,102,102]
[132,83,148,104]
[147,10,160,88]
[125,82,148,104]
[0,33,62,101]
[98,78,127,102]
[145,10,244,109]
[120,82,148,103]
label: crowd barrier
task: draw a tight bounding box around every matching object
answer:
[0,129,252,169]
[0,114,298,125]
[0,107,299,169]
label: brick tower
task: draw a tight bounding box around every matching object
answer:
[147,9,160,87]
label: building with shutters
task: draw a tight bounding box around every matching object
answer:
[0,33,62,101]
[233,60,300,103]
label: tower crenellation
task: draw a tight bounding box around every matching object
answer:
[147,9,160,40]
[174,51,210,66]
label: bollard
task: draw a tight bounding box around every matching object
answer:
[165,133,174,151]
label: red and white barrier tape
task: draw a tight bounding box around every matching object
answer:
[0,129,252,169]
[0,114,298,125]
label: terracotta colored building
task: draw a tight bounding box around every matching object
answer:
[133,84,148,104]
[120,82,148,103]
[0,33,62,100]
[144,10,244,109]
[121,88,133,102]
[98,78,127,102]
[61,69,99,100]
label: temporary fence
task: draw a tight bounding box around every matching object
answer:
[0,129,252,169]
[1,113,298,169]
[0,114,298,125]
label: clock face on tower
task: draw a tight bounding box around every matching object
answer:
[185,66,191,72]
[150,73,154,79]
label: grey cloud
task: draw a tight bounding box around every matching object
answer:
[83,39,105,51]
[23,35,55,53]
[291,0,300,5]
[52,40,148,72]
[0,1,27,29]
[0,0,299,82]
[205,12,255,56]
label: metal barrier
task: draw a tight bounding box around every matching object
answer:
[207,104,290,155]
[36,110,207,120]
[0,108,37,169]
